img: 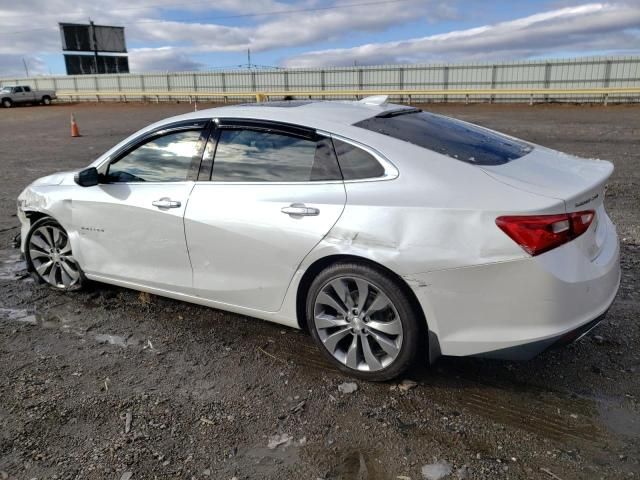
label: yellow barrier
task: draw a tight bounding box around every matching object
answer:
[55,87,640,105]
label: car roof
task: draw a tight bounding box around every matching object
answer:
[164,99,414,131]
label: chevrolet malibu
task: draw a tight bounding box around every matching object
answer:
[17,98,620,380]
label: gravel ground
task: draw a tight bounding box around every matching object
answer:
[0,102,639,480]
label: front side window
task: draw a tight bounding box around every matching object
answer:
[23,86,31,92]
[14,87,23,93]
[107,130,202,183]
[212,129,341,182]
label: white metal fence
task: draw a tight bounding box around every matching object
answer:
[2,56,640,104]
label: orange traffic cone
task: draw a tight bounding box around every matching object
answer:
[70,113,81,137]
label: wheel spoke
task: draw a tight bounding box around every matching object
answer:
[60,266,72,288]
[363,292,392,316]
[47,264,59,286]
[345,335,359,369]
[52,228,61,248]
[316,291,347,316]
[40,228,54,248]
[368,330,400,357]
[30,249,50,260]
[59,241,72,255]
[35,260,53,275]
[366,319,402,336]
[362,336,382,370]
[60,259,80,282]
[322,326,352,353]
[315,313,349,330]
[329,279,353,310]
[354,278,370,311]
[30,234,50,251]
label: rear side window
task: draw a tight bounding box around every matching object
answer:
[212,129,341,182]
[354,111,532,165]
[332,139,385,180]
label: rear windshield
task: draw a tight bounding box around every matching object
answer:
[353,111,532,165]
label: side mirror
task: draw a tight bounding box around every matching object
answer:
[74,167,99,187]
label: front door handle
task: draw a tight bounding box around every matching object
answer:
[281,204,320,216]
[152,197,181,209]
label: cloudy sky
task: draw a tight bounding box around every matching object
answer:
[1,0,639,76]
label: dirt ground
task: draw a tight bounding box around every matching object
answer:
[0,102,639,480]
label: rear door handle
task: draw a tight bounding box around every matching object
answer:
[281,204,320,216]
[152,197,181,209]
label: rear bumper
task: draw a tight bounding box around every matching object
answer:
[409,211,620,361]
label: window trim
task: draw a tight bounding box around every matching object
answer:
[202,118,344,185]
[98,119,210,184]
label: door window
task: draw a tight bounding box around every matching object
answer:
[23,86,31,92]
[211,129,342,182]
[14,87,23,93]
[107,130,202,183]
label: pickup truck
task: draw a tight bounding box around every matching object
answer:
[1,85,56,108]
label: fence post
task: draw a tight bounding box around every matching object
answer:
[116,75,122,102]
[490,64,497,104]
[443,66,449,103]
[320,69,326,100]
[140,75,146,102]
[544,62,551,103]
[399,67,404,104]
[602,60,612,105]
[221,72,227,103]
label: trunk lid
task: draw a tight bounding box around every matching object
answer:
[481,147,614,260]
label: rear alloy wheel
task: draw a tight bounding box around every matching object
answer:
[26,217,83,290]
[307,263,423,381]
[42,96,51,105]
[2,98,12,108]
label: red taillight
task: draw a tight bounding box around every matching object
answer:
[496,210,595,256]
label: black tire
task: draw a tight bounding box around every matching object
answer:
[2,98,12,108]
[25,216,85,291]
[306,262,424,381]
[42,96,51,105]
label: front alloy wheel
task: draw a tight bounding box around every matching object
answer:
[307,263,423,381]
[26,218,83,290]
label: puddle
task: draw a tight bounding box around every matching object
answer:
[0,250,27,281]
[0,307,152,351]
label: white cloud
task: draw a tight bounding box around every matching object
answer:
[282,2,640,67]
[128,48,205,72]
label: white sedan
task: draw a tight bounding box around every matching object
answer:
[17,98,620,380]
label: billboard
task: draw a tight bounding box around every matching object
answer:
[64,54,130,75]
[59,23,127,53]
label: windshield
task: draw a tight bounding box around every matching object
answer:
[0,87,11,92]
[354,110,533,165]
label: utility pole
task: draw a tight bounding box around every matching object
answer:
[90,19,99,74]
[247,49,251,69]
[22,58,29,77]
